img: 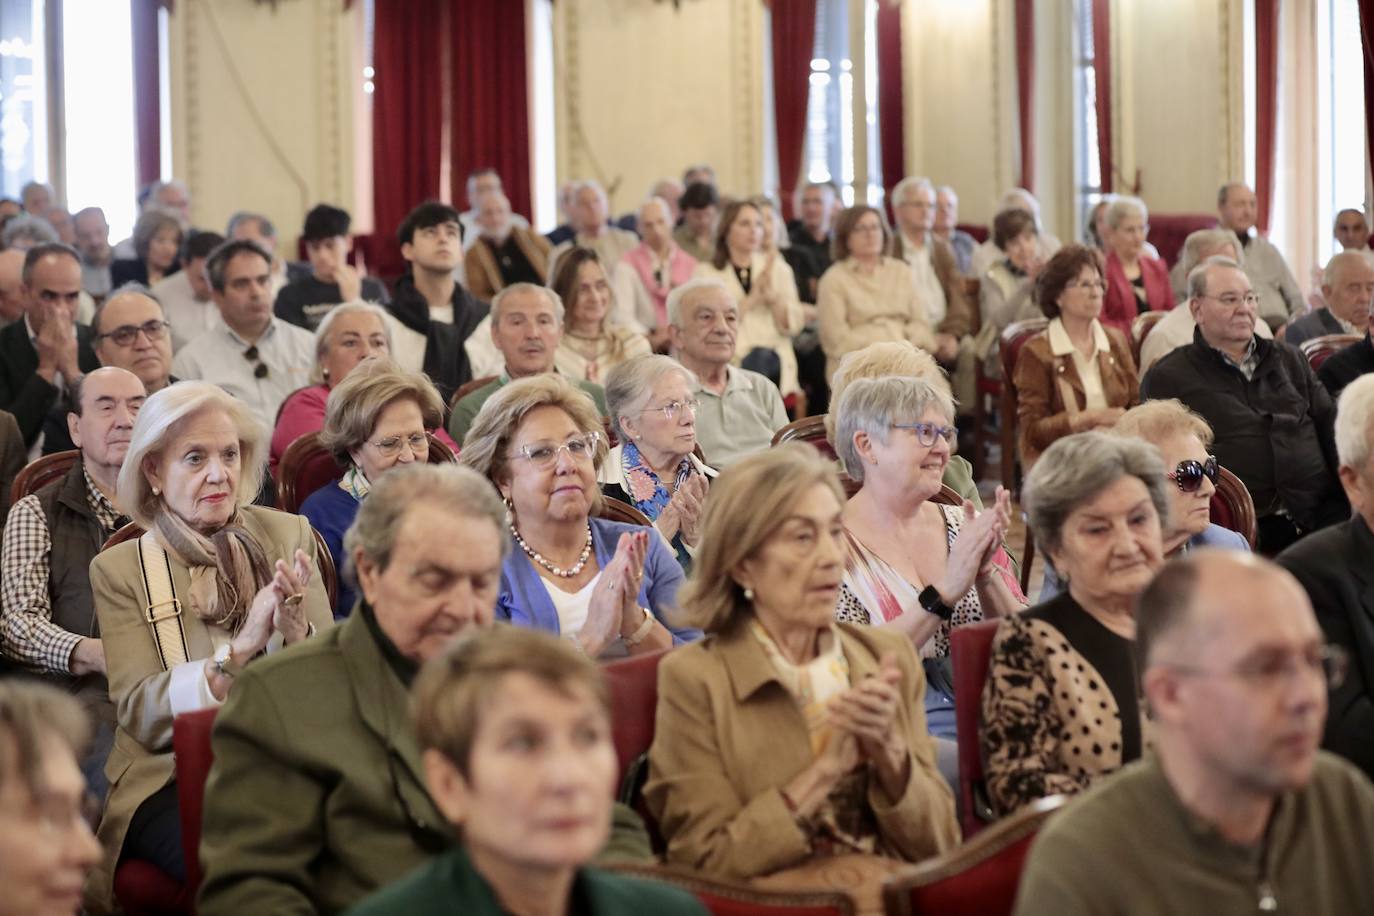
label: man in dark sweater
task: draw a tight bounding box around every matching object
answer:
[1142,256,1346,553]
[785,181,838,304]
[386,201,489,404]
[274,204,390,331]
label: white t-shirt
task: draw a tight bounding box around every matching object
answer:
[540,571,601,637]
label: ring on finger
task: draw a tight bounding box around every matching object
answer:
[283,593,304,608]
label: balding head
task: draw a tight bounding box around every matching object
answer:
[1321,251,1374,328]
[1332,208,1369,251]
[67,366,146,475]
[0,248,26,322]
[637,197,673,250]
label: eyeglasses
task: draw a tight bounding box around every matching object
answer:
[243,345,269,379]
[1166,644,1349,692]
[1202,293,1261,308]
[95,319,169,347]
[1167,455,1219,493]
[891,422,957,448]
[643,398,700,421]
[1066,279,1106,292]
[510,431,601,470]
[368,432,429,458]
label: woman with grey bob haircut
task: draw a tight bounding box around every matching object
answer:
[981,431,1167,817]
[834,376,1024,784]
[599,355,715,570]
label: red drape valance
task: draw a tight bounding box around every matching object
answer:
[1014,0,1035,194]
[771,0,818,221]
[876,0,904,207]
[1254,0,1279,234]
[1092,0,1113,194]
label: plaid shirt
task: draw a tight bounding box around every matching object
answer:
[0,467,123,674]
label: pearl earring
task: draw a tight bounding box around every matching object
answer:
[152,486,160,496]
[743,587,754,601]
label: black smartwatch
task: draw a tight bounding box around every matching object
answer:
[918,585,956,621]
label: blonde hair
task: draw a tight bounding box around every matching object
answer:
[318,358,444,467]
[1113,399,1214,449]
[117,381,267,529]
[411,626,609,780]
[459,375,609,493]
[680,443,845,633]
[825,341,952,444]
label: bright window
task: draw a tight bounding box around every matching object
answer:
[63,0,136,237]
[1316,0,1366,265]
[0,0,48,197]
[1073,0,1102,225]
[802,0,880,208]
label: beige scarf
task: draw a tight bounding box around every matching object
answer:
[153,510,272,633]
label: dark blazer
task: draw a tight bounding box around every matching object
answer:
[0,318,100,447]
[1317,334,1374,400]
[1276,516,1374,781]
[1283,307,1347,351]
[110,258,180,288]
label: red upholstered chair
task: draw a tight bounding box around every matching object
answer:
[174,708,219,902]
[606,864,856,915]
[9,449,79,505]
[880,794,1068,916]
[956,223,989,245]
[1145,213,1218,268]
[1299,333,1361,372]
[1129,310,1169,367]
[112,859,185,915]
[598,495,654,528]
[602,648,670,785]
[447,375,498,417]
[1209,466,1258,549]
[950,619,1001,839]
[276,431,455,514]
[771,414,834,459]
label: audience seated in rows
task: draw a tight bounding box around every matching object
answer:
[461,190,550,302]
[197,465,652,915]
[695,198,804,396]
[274,204,390,332]
[458,168,531,254]
[666,278,788,467]
[0,368,145,801]
[1313,252,1374,399]
[447,283,607,443]
[548,182,638,316]
[0,248,25,326]
[227,211,310,302]
[1277,373,1374,782]
[1142,256,1346,554]
[1098,196,1172,336]
[933,185,978,276]
[786,182,838,303]
[614,196,697,350]
[1014,244,1138,469]
[977,208,1043,377]
[1015,551,1374,914]
[459,375,698,657]
[0,244,101,455]
[818,205,935,386]
[1137,228,1273,373]
[349,626,704,916]
[1332,207,1374,268]
[112,209,181,289]
[599,354,715,571]
[0,680,104,916]
[86,381,332,910]
[302,360,446,618]
[90,285,176,396]
[171,240,315,428]
[269,301,394,475]
[646,444,959,879]
[1285,249,1373,351]
[73,206,113,299]
[551,247,651,384]
[982,432,1164,814]
[153,230,225,351]
[671,180,719,265]
[832,376,1024,783]
[970,188,1062,279]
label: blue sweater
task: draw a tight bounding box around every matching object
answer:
[299,483,361,618]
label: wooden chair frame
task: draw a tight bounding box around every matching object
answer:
[1298,333,1361,372]
[9,449,79,506]
[1211,465,1258,550]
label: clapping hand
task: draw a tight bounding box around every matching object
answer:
[35,303,79,381]
[828,653,909,793]
[580,531,650,656]
[671,473,710,546]
[270,549,314,644]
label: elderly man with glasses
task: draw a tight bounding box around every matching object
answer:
[1142,256,1347,554]
[90,285,176,395]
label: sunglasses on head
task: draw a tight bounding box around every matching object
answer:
[1167,455,1219,493]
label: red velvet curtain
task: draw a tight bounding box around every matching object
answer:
[1014,0,1035,193]
[372,0,444,263]
[1092,0,1113,194]
[876,0,904,207]
[131,0,161,189]
[1254,0,1279,234]
[452,0,532,221]
[772,0,818,221]
[1363,1,1374,175]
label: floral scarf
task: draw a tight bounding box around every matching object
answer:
[338,465,372,501]
[621,439,692,520]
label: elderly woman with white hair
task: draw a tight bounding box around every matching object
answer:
[600,355,715,570]
[270,300,394,475]
[833,376,1024,768]
[1099,196,1173,336]
[87,381,333,908]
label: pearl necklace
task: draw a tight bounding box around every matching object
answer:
[509,519,593,578]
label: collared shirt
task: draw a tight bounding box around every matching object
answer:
[898,233,948,326]
[1211,334,1261,381]
[0,466,123,673]
[688,365,789,468]
[152,270,220,351]
[1047,317,1112,410]
[82,259,113,299]
[171,316,315,427]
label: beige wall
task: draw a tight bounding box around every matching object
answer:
[551,0,764,214]
[168,0,356,256]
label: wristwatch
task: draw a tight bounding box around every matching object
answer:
[918,585,956,622]
[213,643,244,679]
[623,606,656,646]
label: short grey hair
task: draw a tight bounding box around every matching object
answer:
[638,196,671,222]
[226,210,276,241]
[342,464,509,580]
[998,187,1042,225]
[1023,431,1171,555]
[833,376,956,483]
[604,354,695,440]
[1,214,58,248]
[1187,255,1244,301]
[311,301,394,385]
[1335,374,1374,471]
[117,381,267,529]
[91,282,162,337]
[1104,195,1147,230]
[1323,250,1374,288]
[491,281,563,325]
[891,176,935,206]
[666,276,733,328]
[1178,229,1244,280]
